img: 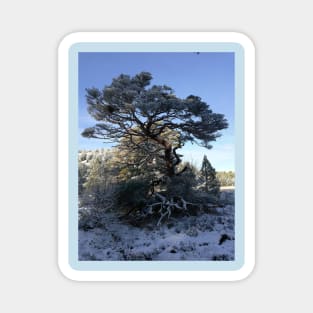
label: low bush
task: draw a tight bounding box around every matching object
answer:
[115,177,151,214]
[164,169,197,201]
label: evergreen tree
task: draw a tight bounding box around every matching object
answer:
[82,72,228,179]
[111,126,181,182]
[200,155,220,197]
[82,152,117,208]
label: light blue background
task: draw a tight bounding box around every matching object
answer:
[68,42,244,271]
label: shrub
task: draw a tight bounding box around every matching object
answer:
[115,178,151,213]
[164,169,197,201]
[78,208,105,230]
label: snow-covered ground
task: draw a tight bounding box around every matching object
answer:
[79,192,235,261]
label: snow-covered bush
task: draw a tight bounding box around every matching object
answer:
[219,190,235,206]
[78,208,106,230]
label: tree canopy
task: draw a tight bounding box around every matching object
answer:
[82,72,228,177]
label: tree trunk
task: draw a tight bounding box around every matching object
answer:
[154,136,175,177]
[164,145,175,177]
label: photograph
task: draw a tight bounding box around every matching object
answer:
[77,51,236,261]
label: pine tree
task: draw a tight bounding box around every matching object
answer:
[80,72,229,217]
[200,155,220,197]
[82,153,115,208]
[82,72,228,179]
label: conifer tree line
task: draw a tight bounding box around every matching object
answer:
[79,72,233,223]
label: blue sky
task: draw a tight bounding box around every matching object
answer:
[78,52,234,171]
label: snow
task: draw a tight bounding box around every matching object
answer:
[78,203,235,261]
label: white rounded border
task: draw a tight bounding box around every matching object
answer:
[58,32,255,281]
